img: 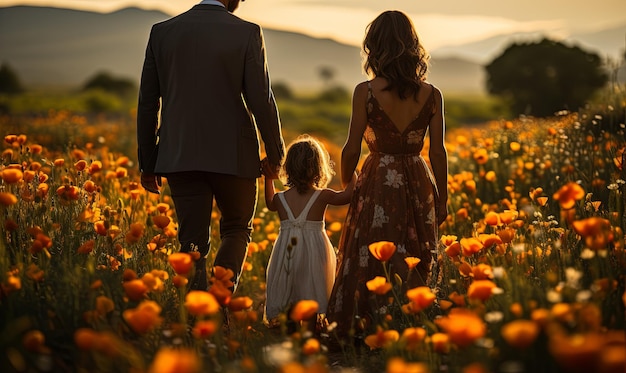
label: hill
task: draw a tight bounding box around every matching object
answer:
[0,5,484,93]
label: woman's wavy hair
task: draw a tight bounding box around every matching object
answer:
[281,134,335,194]
[363,10,430,99]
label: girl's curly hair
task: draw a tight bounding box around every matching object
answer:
[363,10,430,100]
[281,134,335,194]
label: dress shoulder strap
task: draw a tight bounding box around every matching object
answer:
[277,192,296,221]
[297,189,322,220]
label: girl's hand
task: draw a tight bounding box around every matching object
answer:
[261,157,279,179]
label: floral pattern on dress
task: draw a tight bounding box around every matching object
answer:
[327,82,439,339]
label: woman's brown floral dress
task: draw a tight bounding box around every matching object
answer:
[326,82,439,338]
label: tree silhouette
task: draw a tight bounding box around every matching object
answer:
[485,38,607,117]
[83,71,136,97]
[0,63,24,95]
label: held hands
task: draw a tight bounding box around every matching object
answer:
[141,172,162,194]
[260,157,280,180]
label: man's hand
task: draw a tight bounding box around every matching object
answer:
[141,172,162,194]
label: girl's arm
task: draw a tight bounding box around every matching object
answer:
[428,86,449,225]
[322,171,357,206]
[341,82,369,188]
[262,159,279,211]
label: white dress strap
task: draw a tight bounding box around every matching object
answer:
[277,190,322,221]
[277,192,296,221]
[296,190,322,221]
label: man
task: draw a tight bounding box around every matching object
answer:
[137,0,285,293]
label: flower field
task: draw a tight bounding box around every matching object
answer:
[0,99,625,373]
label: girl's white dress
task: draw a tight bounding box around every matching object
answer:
[264,189,337,323]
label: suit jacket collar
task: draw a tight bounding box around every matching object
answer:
[192,4,228,11]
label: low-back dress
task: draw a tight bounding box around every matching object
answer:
[264,190,337,324]
[326,82,440,336]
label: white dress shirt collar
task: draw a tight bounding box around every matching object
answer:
[199,0,225,7]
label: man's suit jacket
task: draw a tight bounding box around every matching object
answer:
[137,4,285,178]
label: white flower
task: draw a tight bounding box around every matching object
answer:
[547,290,562,303]
[565,267,582,289]
[371,204,389,228]
[580,249,595,259]
[576,290,592,302]
[492,267,506,279]
[384,169,404,188]
[484,311,504,323]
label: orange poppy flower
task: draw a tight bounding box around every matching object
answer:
[208,280,232,306]
[405,286,436,313]
[471,264,493,280]
[430,332,450,353]
[445,241,461,258]
[147,347,201,373]
[473,148,489,164]
[497,228,516,244]
[184,291,220,316]
[467,280,497,301]
[211,266,235,290]
[168,252,193,275]
[228,296,253,312]
[192,320,217,339]
[572,217,613,250]
[478,233,503,248]
[501,320,539,349]
[123,300,162,334]
[0,192,18,206]
[77,240,96,254]
[440,235,458,246]
[404,257,421,270]
[95,295,115,316]
[368,241,396,262]
[126,222,145,244]
[123,279,149,301]
[152,215,171,230]
[366,276,392,295]
[290,300,319,322]
[435,308,486,348]
[302,338,321,355]
[88,160,102,174]
[401,327,427,349]
[364,326,400,350]
[460,237,484,256]
[1,168,23,184]
[22,330,45,352]
[74,160,87,171]
[552,182,585,209]
[74,328,98,351]
[484,211,500,226]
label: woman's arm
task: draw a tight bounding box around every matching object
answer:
[428,86,449,225]
[341,82,369,187]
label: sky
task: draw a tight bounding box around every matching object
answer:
[2,0,626,51]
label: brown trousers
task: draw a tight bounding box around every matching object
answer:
[166,171,257,292]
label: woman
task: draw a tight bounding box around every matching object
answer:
[326,10,448,341]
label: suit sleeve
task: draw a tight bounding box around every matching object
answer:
[136,27,161,174]
[242,25,285,166]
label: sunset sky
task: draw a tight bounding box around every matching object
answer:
[1,0,625,50]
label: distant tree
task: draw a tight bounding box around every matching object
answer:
[318,66,336,86]
[272,81,294,100]
[83,71,136,97]
[485,38,608,117]
[316,85,350,103]
[0,63,24,95]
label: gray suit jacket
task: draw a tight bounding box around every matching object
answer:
[137,4,285,178]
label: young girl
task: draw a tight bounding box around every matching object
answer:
[262,134,355,328]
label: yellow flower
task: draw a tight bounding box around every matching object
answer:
[302,338,321,355]
[369,241,397,262]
